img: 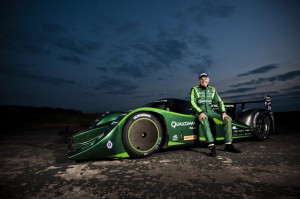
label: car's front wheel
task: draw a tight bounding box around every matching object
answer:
[252,110,271,141]
[122,112,163,158]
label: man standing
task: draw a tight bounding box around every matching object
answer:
[190,72,241,157]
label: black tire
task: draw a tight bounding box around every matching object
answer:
[122,112,163,158]
[252,111,271,141]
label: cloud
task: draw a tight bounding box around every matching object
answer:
[273,69,300,81]
[0,21,85,58]
[271,90,300,104]
[221,70,300,111]
[289,85,300,90]
[41,24,104,57]
[113,63,146,78]
[110,60,163,78]
[93,77,137,95]
[96,67,109,72]
[98,14,117,26]
[132,39,187,66]
[97,38,188,79]
[154,39,187,62]
[187,55,213,74]
[94,1,229,80]
[57,55,88,65]
[57,39,102,55]
[230,69,300,87]
[80,91,97,98]
[219,86,257,95]
[189,33,210,49]
[0,22,50,55]
[221,93,300,112]
[115,21,140,34]
[187,0,235,25]
[237,64,278,77]
[221,89,300,112]
[22,43,50,55]
[0,63,76,86]
[41,23,69,34]
[98,48,164,78]
[169,1,234,75]
[25,72,76,86]
[222,90,278,101]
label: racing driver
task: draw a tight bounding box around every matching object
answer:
[190,72,241,157]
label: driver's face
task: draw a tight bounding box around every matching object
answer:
[199,76,209,87]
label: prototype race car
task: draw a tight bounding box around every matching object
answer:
[68,96,275,160]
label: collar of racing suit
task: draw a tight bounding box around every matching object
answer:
[199,85,208,90]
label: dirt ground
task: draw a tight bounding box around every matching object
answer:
[0,126,299,199]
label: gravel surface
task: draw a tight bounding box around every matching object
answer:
[0,126,299,199]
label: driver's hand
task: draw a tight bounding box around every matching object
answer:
[199,112,207,123]
[222,112,232,120]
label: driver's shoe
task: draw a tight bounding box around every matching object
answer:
[209,146,217,157]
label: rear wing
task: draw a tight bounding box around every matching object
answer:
[231,95,272,110]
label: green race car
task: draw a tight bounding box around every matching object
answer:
[68,96,275,160]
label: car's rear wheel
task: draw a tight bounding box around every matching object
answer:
[252,111,271,140]
[122,112,163,158]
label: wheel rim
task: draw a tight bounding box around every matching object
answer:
[128,118,160,153]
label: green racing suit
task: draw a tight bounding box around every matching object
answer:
[190,85,232,144]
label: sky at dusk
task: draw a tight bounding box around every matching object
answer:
[0,0,299,113]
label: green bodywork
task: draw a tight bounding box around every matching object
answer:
[68,104,253,161]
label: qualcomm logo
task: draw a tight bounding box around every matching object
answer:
[198,100,212,104]
[171,121,196,129]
